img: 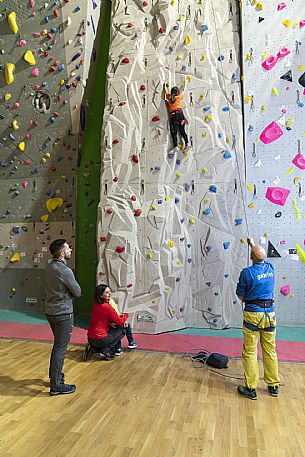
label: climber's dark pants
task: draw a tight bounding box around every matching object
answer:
[170,110,188,147]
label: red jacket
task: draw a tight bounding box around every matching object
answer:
[87,300,128,339]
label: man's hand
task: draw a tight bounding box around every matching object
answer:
[247,236,255,248]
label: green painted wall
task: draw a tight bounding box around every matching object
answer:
[75,1,111,315]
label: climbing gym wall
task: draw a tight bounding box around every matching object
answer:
[98,0,247,333]
[242,0,305,325]
[0,1,101,312]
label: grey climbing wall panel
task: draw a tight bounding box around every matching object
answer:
[98,0,247,332]
[242,0,305,324]
[0,1,101,312]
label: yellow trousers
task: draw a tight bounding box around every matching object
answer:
[242,311,280,390]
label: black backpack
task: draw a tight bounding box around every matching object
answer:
[193,351,229,369]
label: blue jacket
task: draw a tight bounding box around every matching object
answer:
[236,261,275,312]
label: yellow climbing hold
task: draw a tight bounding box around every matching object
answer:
[151,205,157,210]
[5,63,15,85]
[246,53,252,61]
[178,15,185,21]
[294,177,301,184]
[60,79,65,86]
[45,152,51,158]
[252,0,257,4]
[168,241,175,248]
[199,94,205,100]
[184,151,188,156]
[189,218,195,224]
[282,20,292,27]
[226,137,231,143]
[24,50,36,65]
[7,12,18,34]
[245,96,252,103]
[146,252,153,259]
[5,93,11,101]
[176,173,182,179]
[10,252,21,263]
[204,115,213,122]
[165,196,170,201]
[201,55,206,61]
[176,54,182,61]
[262,52,268,59]
[46,197,63,213]
[40,214,49,222]
[41,157,47,164]
[290,293,295,298]
[296,244,305,264]
[272,87,279,96]
[247,184,255,191]
[187,76,192,82]
[292,198,301,220]
[12,120,19,130]
[184,36,192,45]
[297,65,304,72]
[286,165,295,176]
[18,142,25,151]
[257,3,263,11]
[248,202,255,208]
[201,167,207,174]
[261,105,267,112]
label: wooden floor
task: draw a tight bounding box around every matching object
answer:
[0,340,305,457]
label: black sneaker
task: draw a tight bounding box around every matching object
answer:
[268,386,279,397]
[50,383,76,396]
[237,385,257,400]
[99,351,115,361]
[82,343,94,361]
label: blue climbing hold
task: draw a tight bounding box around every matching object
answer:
[218,55,225,61]
[203,208,211,215]
[209,185,217,193]
[223,151,232,159]
[223,241,230,249]
[235,218,243,225]
[200,25,208,32]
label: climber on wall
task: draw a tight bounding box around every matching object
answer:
[236,237,280,400]
[164,77,190,156]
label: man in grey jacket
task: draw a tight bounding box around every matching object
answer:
[45,239,81,396]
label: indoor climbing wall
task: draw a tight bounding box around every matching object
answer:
[243,0,305,324]
[98,0,247,332]
[0,1,100,312]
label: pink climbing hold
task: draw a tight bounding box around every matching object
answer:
[277,47,291,58]
[25,133,31,139]
[280,285,290,296]
[29,0,35,7]
[265,186,291,206]
[292,153,305,170]
[262,55,278,71]
[277,3,286,10]
[31,68,39,77]
[21,181,28,189]
[33,33,41,38]
[19,40,27,47]
[54,9,59,17]
[260,121,284,144]
[300,20,305,27]
[13,103,20,109]
[24,159,31,165]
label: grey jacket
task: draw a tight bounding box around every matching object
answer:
[45,258,81,316]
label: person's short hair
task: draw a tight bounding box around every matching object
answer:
[94,284,110,304]
[49,239,66,258]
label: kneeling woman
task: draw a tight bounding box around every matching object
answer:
[83,284,128,361]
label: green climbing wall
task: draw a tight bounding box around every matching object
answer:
[75,1,111,315]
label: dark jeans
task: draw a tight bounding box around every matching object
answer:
[46,313,73,390]
[88,327,125,353]
[115,323,133,350]
[170,111,188,147]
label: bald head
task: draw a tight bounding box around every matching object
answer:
[250,245,267,263]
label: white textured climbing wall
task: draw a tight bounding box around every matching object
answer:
[98,0,246,332]
[0,1,100,311]
[242,0,305,325]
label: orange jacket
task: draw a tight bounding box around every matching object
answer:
[166,93,183,113]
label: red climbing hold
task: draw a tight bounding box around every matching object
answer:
[152,115,160,122]
[106,209,113,214]
[159,27,165,33]
[119,101,126,106]
[116,246,125,253]
[100,236,107,241]
[121,57,130,64]
[134,209,142,217]
[113,176,118,182]
[127,23,134,28]
[127,284,133,288]
[132,154,139,163]
[131,195,137,201]
[112,139,119,145]
[140,85,146,91]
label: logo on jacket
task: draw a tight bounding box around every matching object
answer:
[257,272,273,280]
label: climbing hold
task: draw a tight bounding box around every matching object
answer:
[115,246,125,253]
[10,253,21,263]
[8,12,19,34]
[146,252,153,259]
[189,218,195,224]
[271,87,279,96]
[209,185,217,193]
[121,57,130,64]
[168,241,175,248]
[223,242,230,249]
[296,244,305,264]
[132,154,139,163]
[184,36,192,45]
[280,285,290,296]
[24,50,36,65]
[298,73,305,88]
[152,115,160,122]
[46,197,63,213]
[277,47,291,58]
[134,209,142,217]
[260,121,283,144]
[40,214,49,222]
[5,64,15,85]
[31,68,39,77]
[234,218,243,226]
[282,20,292,28]
[292,153,305,169]
[202,208,211,215]
[280,70,293,82]
[12,120,19,130]
[265,187,290,206]
[18,142,25,152]
[267,241,281,258]
[277,3,286,10]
